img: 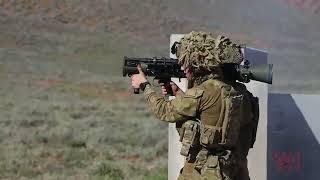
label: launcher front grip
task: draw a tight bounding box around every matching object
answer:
[123,63,148,77]
[123,63,148,94]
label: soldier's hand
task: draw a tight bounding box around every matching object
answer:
[131,64,148,89]
[159,82,169,96]
[159,81,182,96]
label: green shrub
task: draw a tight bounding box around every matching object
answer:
[92,162,124,180]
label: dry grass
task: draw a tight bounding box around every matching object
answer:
[0,73,168,179]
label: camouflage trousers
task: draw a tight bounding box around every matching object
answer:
[177,156,250,180]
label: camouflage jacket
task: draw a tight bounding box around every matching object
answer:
[143,78,258,159]
[143,79,222,124]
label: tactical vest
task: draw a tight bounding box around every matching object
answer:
[177,79,259,160]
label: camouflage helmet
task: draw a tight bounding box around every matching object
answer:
[176,31,244,74]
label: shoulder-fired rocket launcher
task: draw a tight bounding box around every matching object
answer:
[123,56,273,94]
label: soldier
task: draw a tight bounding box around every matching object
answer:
[130,31,259,180]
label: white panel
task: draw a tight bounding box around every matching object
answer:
[168,34,187,180]
[245,47,269,180]
[246,81,268,180]
[291,94,320,143]
[268,93,320,180]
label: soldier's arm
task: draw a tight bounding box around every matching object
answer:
[143,84,203,123]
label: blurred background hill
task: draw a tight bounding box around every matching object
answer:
[0,0,319,179]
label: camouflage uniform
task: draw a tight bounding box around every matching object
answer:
[143,78,257,180]
[143,32,259,180]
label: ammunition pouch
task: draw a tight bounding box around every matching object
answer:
[194,148,235,175]
[194,148,209,171]
[178,120,201,160]
[202,155,220,174]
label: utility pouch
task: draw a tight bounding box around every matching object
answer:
[199,124,222,148]
[194,148,209,171]
[205,155,219,169]
[179,120,200,157]
[201,155,221,177]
